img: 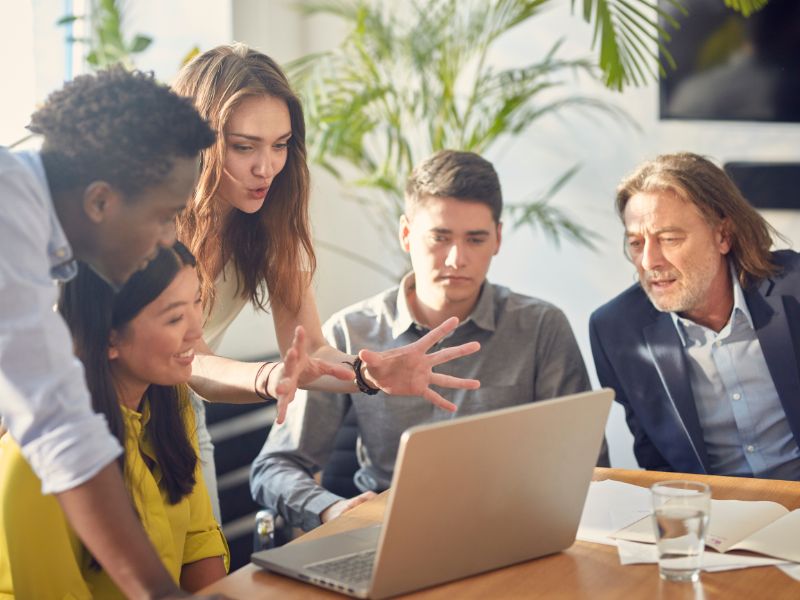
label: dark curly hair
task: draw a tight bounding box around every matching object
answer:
[29,67,215,198]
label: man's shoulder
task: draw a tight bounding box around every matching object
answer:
[740,250,800,298]
[590,282,654,329]
[770,249,800,280]
[489,283,575,336]
[0,148,41,183]
[0,149,48,220]
[322,285,400,340]
[327,286,399,322]
[491,283,566,319]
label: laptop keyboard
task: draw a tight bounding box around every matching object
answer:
[305,549,376,587]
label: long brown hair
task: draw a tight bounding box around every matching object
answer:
[173,43,315,315]
[616,152,782,288]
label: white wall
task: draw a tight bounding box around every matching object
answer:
[225,2,800,468]
[125,1,233,81]
[1,2,56,144]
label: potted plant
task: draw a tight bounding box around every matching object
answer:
[288,0,769,274]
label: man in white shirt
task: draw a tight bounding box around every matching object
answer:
[0,68,217,598]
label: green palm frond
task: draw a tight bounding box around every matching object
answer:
[506,165,600,249]
[291,0,770,274]
[58,0,152,70]
[722,0,770,17]
[570,0,685,90]
[572,0,770,91]
[290,0,635,271]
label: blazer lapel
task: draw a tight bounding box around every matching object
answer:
[644,314,709,473]
[746,279,800,441]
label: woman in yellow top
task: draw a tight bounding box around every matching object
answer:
[0,242,229,598]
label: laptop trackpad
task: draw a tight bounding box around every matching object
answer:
[252,524,382,570]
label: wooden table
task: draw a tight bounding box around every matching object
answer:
[201,468,800,599]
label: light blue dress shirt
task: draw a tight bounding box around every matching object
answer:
[0,148,122,494]
[672,272,800,480]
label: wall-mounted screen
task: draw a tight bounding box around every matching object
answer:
[659,0,800,123]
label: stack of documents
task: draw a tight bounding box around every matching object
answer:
[576,480,800,580]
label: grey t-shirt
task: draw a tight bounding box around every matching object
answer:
[250,276,608,531]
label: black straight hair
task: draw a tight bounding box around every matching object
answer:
[59,241,199,504]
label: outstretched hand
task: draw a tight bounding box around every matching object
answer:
[270,326,353,424]
[359,316,480,411]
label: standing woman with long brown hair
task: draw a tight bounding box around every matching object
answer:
[173,44,482,516]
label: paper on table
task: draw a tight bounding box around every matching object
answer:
[704,500,787,552]
[576,480,652,546]
[577,480,800,575]
[613,498,800,562]
[615,539,791,571]
[613,498,787,550]
[730,508,800,563]
[778,563,800,582]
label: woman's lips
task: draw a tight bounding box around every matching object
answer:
[174,348,195,366]
[248,186,268,199]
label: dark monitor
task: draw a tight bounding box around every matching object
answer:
[724,162,800,210]
[659,0,800,123]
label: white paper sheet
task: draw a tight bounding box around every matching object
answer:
[575,479,800,577]
[777,563,800,582]
[576,480,653,546]
[615,539,791,571]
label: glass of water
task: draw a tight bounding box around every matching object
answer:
[650,480,711,583]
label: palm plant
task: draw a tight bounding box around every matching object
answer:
[289,0,769,275]
[10,1,153,150]
[577,0,769,90]
[57,0,153,70]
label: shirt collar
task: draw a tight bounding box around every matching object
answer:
[391,272,496,339]
[671,262,753,346]
[391,273,417,338]
[120,397,152,427]
[18,151,78,281]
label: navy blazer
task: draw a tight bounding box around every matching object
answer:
[589,250,800,474]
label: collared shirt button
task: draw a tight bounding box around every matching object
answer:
[746,444,756,453]
[714,340,722,348]
[55,248,67,258]
[732,392,741,401]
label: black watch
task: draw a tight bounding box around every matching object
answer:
[346,356,380,395]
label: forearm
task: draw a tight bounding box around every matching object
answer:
[56,462,180,599]
[251,452,342,531]
[189,353,274,404]
[304,344,359,394]
[180,556,227,592]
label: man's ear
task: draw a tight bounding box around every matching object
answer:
[494,221,503,255]
[83,181,122,224]
[399,214,412,253]
[717,217,732,255]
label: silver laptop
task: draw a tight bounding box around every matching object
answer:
[252,388,613,599]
